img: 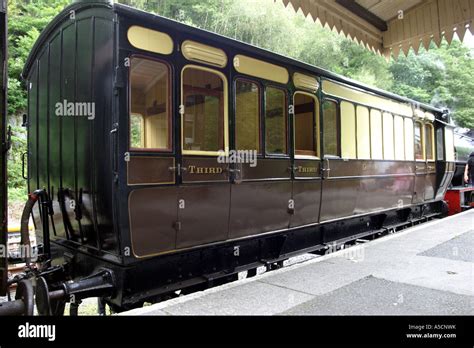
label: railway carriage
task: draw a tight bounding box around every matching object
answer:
[0,0,456,314]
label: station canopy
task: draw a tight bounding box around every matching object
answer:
[280,0,474,58]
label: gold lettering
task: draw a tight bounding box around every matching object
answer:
[196,167,204,174]
[188,165,196,174]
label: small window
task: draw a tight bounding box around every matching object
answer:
[323,100,339,157]
[382,112,394,160]
[370,110,383,160]
[414,121,424,160]
[340,102,356,159]
[130,57,171,151]
[425,124,434,161]
[436,127,444,161]
[356,106,370,159]
[265,87,287,155]
[235,79,260,152]
[294,92,318,157]
[394,115,405,160]
[182,66,227,154]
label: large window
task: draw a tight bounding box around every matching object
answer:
[370,110,383,160]
[130,57,171,151]
[265,87,287,155]
[382,112,394,160]
[235,79,260,152]
[182,66,227,155]
[323,100,339,157]
[356,106,370,159]
[394,115,405,160]
[294,92,318,157]
[425,124,434,161]
[340,102,356,159]
[414,121,424,160]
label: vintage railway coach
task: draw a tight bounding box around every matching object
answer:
[2,0,455,314]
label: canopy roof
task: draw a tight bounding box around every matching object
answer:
[281,0,474,58]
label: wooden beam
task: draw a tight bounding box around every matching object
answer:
[335,0,388,31]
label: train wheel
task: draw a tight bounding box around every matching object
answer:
[15,279,34,316]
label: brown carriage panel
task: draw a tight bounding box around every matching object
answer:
[240,158,291,180]
[127,156,175,185]
[294,159,320,179]
[176,184,230,248]
[290,180,321,227]
[129,187,178,257]
[320,178,358,221]
[181,157,228,183]
[229,181,292,239]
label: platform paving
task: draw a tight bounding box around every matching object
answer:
[123,210,474,316]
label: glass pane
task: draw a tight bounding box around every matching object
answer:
[414,122,423,160]
[130,57,170,150]
[370,110,383,160]
[383,112,394,160]
[236,80,260,152]
[183,68,224,152]
[130,113,144,148]
[323,100,338,156]
[265,87,287,155]
[356,106,370,159]
[294,93,317,156]
[404,118,414,161]
[425,124,434,160]
[436,127,444,161]
[394,116,405,160]
[340,101,356,159]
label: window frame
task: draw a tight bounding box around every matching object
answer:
[264,84,289,157]
[128,54,173,153]
[414,120,425,161]
[424,123,435,162]
[322,98,341,158]
[180,64,229,157]
[234,77,262,155]
[293,91,320,159]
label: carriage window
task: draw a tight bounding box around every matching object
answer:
[394,115,405,160]
[182,67,226,154]
[340,101,356,159]
[414,121,424,160]
[323,100,339,157]
[370,110,383,160]
[294,92,318,157]
[383,112,394,160]
[265,87,287,155]
[130,57,170,150]
[235,79,260,152]
[436,127,444,161]
[425,124,434,161]
[356,106,371,159]
[404,118,414,160]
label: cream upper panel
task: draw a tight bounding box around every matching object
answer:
[322,80,413,117]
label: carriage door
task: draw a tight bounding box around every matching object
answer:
[290,91,322,227]
[177,65,230,249]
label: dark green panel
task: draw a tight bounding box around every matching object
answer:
[38,49,49,192]
[49,34,61,197]
[28,66,39,191]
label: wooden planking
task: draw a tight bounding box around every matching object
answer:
[282,0,474,59]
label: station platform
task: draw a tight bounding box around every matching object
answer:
[123,210,474,316]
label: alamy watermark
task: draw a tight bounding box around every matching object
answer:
[217,149,258,167]
[55,99,95,120]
